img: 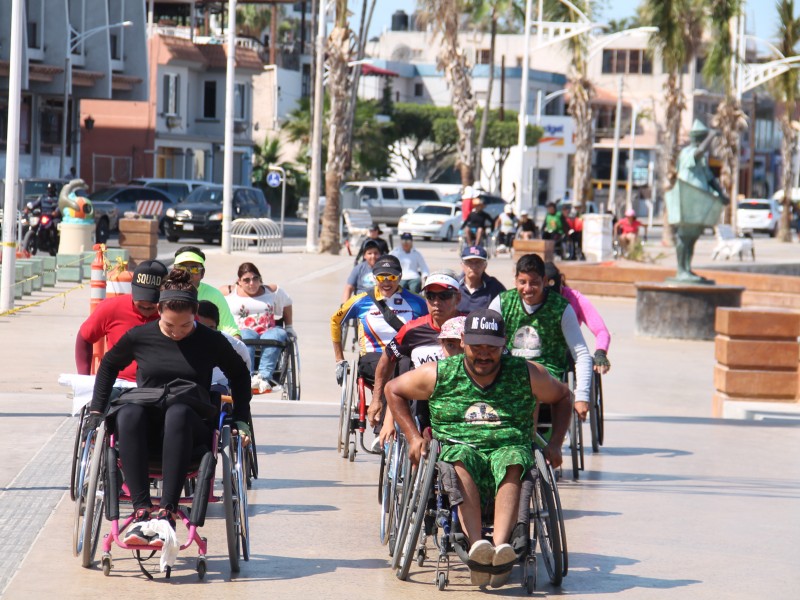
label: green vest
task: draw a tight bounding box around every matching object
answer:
[429,355,536,450]
[499,289,569,379]
[544,213,563,234]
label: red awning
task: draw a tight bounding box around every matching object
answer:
[361,63,399,77]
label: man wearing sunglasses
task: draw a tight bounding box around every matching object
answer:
[368,271,463,446]
[173,246,241,338]
[331,255,428,394]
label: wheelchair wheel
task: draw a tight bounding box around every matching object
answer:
[342,363,358,460]
[78,423,106,568]
[568,411,581,480]
[72,424,97,556]
[388,434,409,557]
[70,405,87,502]
[396,441,439,581]
[221,425,241,573]
[336,362,352,454]
[379,439,394,545]
[246,421,258,488]
[589,371,604,451]
[282,337,301,401]
[532,450,563,585]
[235,434,251,561]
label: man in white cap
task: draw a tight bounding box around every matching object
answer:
[391,232,430,293]
[369,270,463,444]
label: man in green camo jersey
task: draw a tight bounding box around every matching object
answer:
[386,309,572,588]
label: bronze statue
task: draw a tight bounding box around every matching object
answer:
[665,120,729,284]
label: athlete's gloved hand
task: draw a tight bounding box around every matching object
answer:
[335,360,349,385]
[82,412,104,440]
[593,349,611,374]
[285,325,297,339]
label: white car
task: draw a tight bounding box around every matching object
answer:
[737,198,781,237]
[398,202,462,241]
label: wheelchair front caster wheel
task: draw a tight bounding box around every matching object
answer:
[197,558,207,580]
[416,547,426,567]
[348,441,356,462]
[101,555,112,576]
[437,572,447,591]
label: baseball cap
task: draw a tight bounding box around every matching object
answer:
[131,260,168,303]
[461,245,488,261]
[422,272,459,291]
[369,224,383,234]
[400,232,413,241]
[372,255,402,276]
[438,316,466,340]
[363,239,381,251]
[463,309,506,347]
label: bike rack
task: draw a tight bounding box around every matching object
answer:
[230,218,283,253]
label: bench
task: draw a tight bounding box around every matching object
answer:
[342,208,374,254]
[512,239,555,262]
[230,218,283,253]
[711,224,755,261]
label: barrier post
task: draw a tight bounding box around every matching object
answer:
[90,243,107,374]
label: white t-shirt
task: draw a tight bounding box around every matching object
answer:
[213,332,252,385]
[225,285,291,334]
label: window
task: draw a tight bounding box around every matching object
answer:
[403,188,439,201]
[26,0,44,50]
[360,186,379,199]
[203,81,217,119]
[414,83,424,97]
[602,49,653,75]
[382,187,399,199]
[477,49,491,65]
[162,73,180,116]
[234,83,247,120]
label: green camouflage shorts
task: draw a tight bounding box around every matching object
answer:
[439,442,533,503]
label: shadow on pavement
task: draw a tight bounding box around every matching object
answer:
[598,446,693,458]
[561,553,701,594]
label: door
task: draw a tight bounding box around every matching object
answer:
[379,186,403,223]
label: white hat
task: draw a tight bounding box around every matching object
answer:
[461,186,479,200]
[520,210,529,216]
[504,204,513,214]
[422,272,460,291]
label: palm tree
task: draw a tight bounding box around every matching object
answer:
[319,0,352,254]
[641,0,705,244]
[236,4,271,40]
[773,0,800,242]
[418,0,477,185]
[703,0,746,224]
[545,0,594,209]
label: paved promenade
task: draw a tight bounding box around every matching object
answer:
[0,238,798,599]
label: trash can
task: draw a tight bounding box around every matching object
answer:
[582,213,613,262]
[58,222,95,254]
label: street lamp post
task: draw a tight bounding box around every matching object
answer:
[221,0,237,253]
[307,0,328,252]
[59,20,132,178]
[625,102,641,212]
[608,75,623,216]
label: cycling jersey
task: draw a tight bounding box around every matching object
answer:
[386,314,450,367]
[331,287,428,355]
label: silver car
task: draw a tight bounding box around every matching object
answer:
[737,198,781,237]
[90,185,177,242]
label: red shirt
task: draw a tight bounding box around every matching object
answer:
[617,219,642,235]
[78,294,158,381]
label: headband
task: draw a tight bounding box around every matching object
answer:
[159,289,199,303]
[174,251,206,266]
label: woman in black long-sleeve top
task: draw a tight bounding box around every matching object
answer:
[89,269,251,545]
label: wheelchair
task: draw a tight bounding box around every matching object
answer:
[242,326,301,401]
[378,430,414,557]
[390,438,568,592]
[458,227,497,258]
[336,358,382,461]
[589,369,605,452]
[72,396,251,579]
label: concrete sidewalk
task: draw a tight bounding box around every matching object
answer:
[0,243,798,599]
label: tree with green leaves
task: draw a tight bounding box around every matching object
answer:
[703,0,746,224]
[641,0,705,244]
[773,0,800,242]
[236,4,271,40]
[251,135,307,216]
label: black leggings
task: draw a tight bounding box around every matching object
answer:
[115,403,211,510]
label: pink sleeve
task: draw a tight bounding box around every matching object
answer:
[562,286,611,352]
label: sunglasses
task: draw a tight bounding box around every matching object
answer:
[176,265,203,275]
[240,276,260,284]
[374,274,399,283]
[425,291,456,301]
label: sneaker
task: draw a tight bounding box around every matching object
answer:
[490,543,516,588]
[250,373,261,389]
[468,539,494,586]
[150,508,177,548]
[250,374,272,394]
[122,508,153,546]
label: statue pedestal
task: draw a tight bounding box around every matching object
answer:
[635,282,744,340]
[58,222,95,254]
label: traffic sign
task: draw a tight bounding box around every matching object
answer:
[267,171,282,188]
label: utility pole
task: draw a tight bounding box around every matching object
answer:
[221,0,237,253]
[608,75,624,216]
[307,0,327,252]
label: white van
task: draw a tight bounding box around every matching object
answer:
[340,181,446,225]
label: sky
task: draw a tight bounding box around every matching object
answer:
[353,0,798,45]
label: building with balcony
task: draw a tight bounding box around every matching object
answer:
[0,0,148,180]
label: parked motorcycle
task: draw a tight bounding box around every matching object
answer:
[21,202,60,256]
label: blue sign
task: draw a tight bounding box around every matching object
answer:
[267,171,282,188]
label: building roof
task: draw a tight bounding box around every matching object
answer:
[197,44,263,71]
[161,35,207,64]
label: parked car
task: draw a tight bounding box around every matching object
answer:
[90,186,177,243]
[398,202,462,241]
[295,196,326,220]
[129,178,208,203]
[163,185,272,244]
[737,198,781,237]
